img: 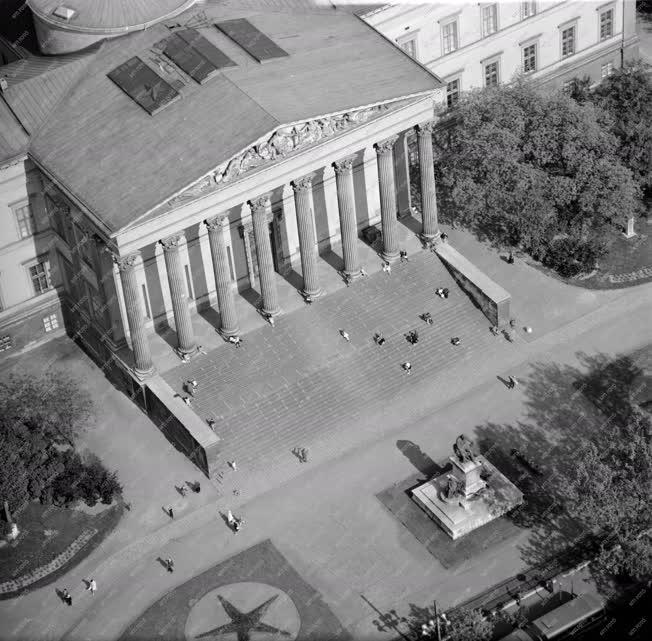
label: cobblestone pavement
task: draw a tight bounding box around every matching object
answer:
[163,250,507,495]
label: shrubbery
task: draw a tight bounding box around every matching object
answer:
[543,236,607,277]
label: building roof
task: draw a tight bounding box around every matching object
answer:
[0,99,29,166]
[23,1,440,233]
[27,0,196,32]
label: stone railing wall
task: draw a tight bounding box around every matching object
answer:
[435,244,511,327]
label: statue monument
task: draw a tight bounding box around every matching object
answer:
[411,434,524,539]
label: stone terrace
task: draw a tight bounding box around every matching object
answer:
[163,249,512,494]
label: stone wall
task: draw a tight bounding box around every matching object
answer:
[435,244,511,327]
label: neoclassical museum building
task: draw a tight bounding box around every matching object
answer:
[0,0,444,388]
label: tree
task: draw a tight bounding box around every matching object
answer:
[591,61,652,195]
[433,79,640,273]
[443,608,494,641]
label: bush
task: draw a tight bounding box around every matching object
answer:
[543,236,607,277]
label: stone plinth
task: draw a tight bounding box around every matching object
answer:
[449,456,486,498]
[411,457,523,540]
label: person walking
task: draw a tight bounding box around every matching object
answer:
[86,579,97,595]
[508,376,519,389]
[188,379,198,396]
[192,481,201,493]
[507,251,515,264]
[182,396,192,406]
[374,332,386,346]
[360,267,368,277]
[300,447,309,463]
[451,337,461,346]
[382,261,391,275]
[207,418,216,430]
[339,329,351,342]
[228,460,238,471]
[399,250,409,263]
[62,589,72,606]
[165,558,174,573]
[168,506,174,519]
[403,362,412,374]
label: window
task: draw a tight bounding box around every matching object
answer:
[88,285,104,322]
[521,1,537,19]
[399,37,416,58]
[0,336,12,352]
[141,284,151,319]
[522,43,537,73]
[482,5,498,37]
[28,260,51,295]
[184,264,194,299]
[446,79,460,107]
[600,8,613,40]
[14,203,36,239]
[601,61,614,78]
[561,25,576,58]
[484,60,499,87]
[43,313,59,332]
[441,20,459,55]
[44,194,67,239]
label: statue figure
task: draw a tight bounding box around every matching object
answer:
[453,433,478,464]
[444,474,460,499]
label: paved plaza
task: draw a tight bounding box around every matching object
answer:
[1,233,650,641]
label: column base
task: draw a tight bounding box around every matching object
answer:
[261,305,281,318]
[381,250,400,264]
[176,344,197,356]
[342,268,363,281]
[133,365,156,381]
[218,325,240,339]
[302,286,323,300]
[420,231,440,243]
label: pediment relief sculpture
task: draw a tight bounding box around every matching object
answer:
[166,104,391,208]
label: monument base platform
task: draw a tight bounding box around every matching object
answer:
[411,457,523,540]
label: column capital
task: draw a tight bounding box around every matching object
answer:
[292,174,314,192]
[113,252,140,272]
[375,136,399,155]
[249,194,271,214]
[160,233,185,251]
[205,215,229,231]
[416,120,436,136]
[333,157,355,174]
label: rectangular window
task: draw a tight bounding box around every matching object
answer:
[522,43,537,73]
[561,25,576,58]
[600,8,613,40]
[141,284,151,319]
[601,61,614,78]
[482,5,498,37]
[521,2,537,20]
[484,60,499,87]
[446,79,460,107]
[442,21,459,55]
[399,37,416,58]
[184,264,194,299]
[28,260,51,295]
[43,313,59,332]
[14,203,36,239]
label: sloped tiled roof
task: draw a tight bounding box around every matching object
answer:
[0,99,29,165]
[21,1,440,233]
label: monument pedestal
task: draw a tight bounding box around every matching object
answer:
[411,456,523,540]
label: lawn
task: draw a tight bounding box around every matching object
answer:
[0,500,123,599]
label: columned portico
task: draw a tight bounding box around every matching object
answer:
[333,157,361,279]
[160,233,196,355]
[249,195,281,317]
[375,136,400,263]
[205,215,240,337]
[292,174,322,298]
[416,121,439,240]
[115,253,155,378]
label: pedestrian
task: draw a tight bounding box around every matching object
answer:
[62,588,72,606]
[340,329,350,342]
[422,312,433,325]
[382,261,391,275]
[360,267,368,277]
[440,232,448,242]
[183,396,192,406]
[525,326,533,334]
[228,460,238,471]
[197,345,207,355]
[207,418,216,430]
[509,319,516,329]
[300,447,309,462]
[228,335,242,348]
[507,251,515,264]
[168,506,174,519]
[400,250,409,263]
[374,332,386,346]
[86,579,97,595]
[188,379,198,393]
[305,295,313,305]
[442,288,449,299]
[181,353,191,363]
[193,481,201,493]
[227,509,235,527]
[508,376,519,389]
[490,325,499,336]
[165,558,174,573]
[266,314,275,327]
[403,362,412,374]
[178,485,187,497]
[435,287,445,298]
[451,337,461,346]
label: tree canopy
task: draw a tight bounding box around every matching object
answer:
[432,79,640,275]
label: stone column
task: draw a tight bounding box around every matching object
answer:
[292,174,322,298]
[205,215,240,337]
[375,135,400,263]
[417,121,439,240]
[249,195,281,317]
[333,156,361,279]
[115,253,154,378]
[160,233,196,355]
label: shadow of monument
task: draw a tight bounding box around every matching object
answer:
[396,439,440,476]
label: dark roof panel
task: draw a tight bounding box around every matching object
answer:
[215,18,289,63]
[162,33,218,84]
[176,28,236,70]
[107,56,180,114]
